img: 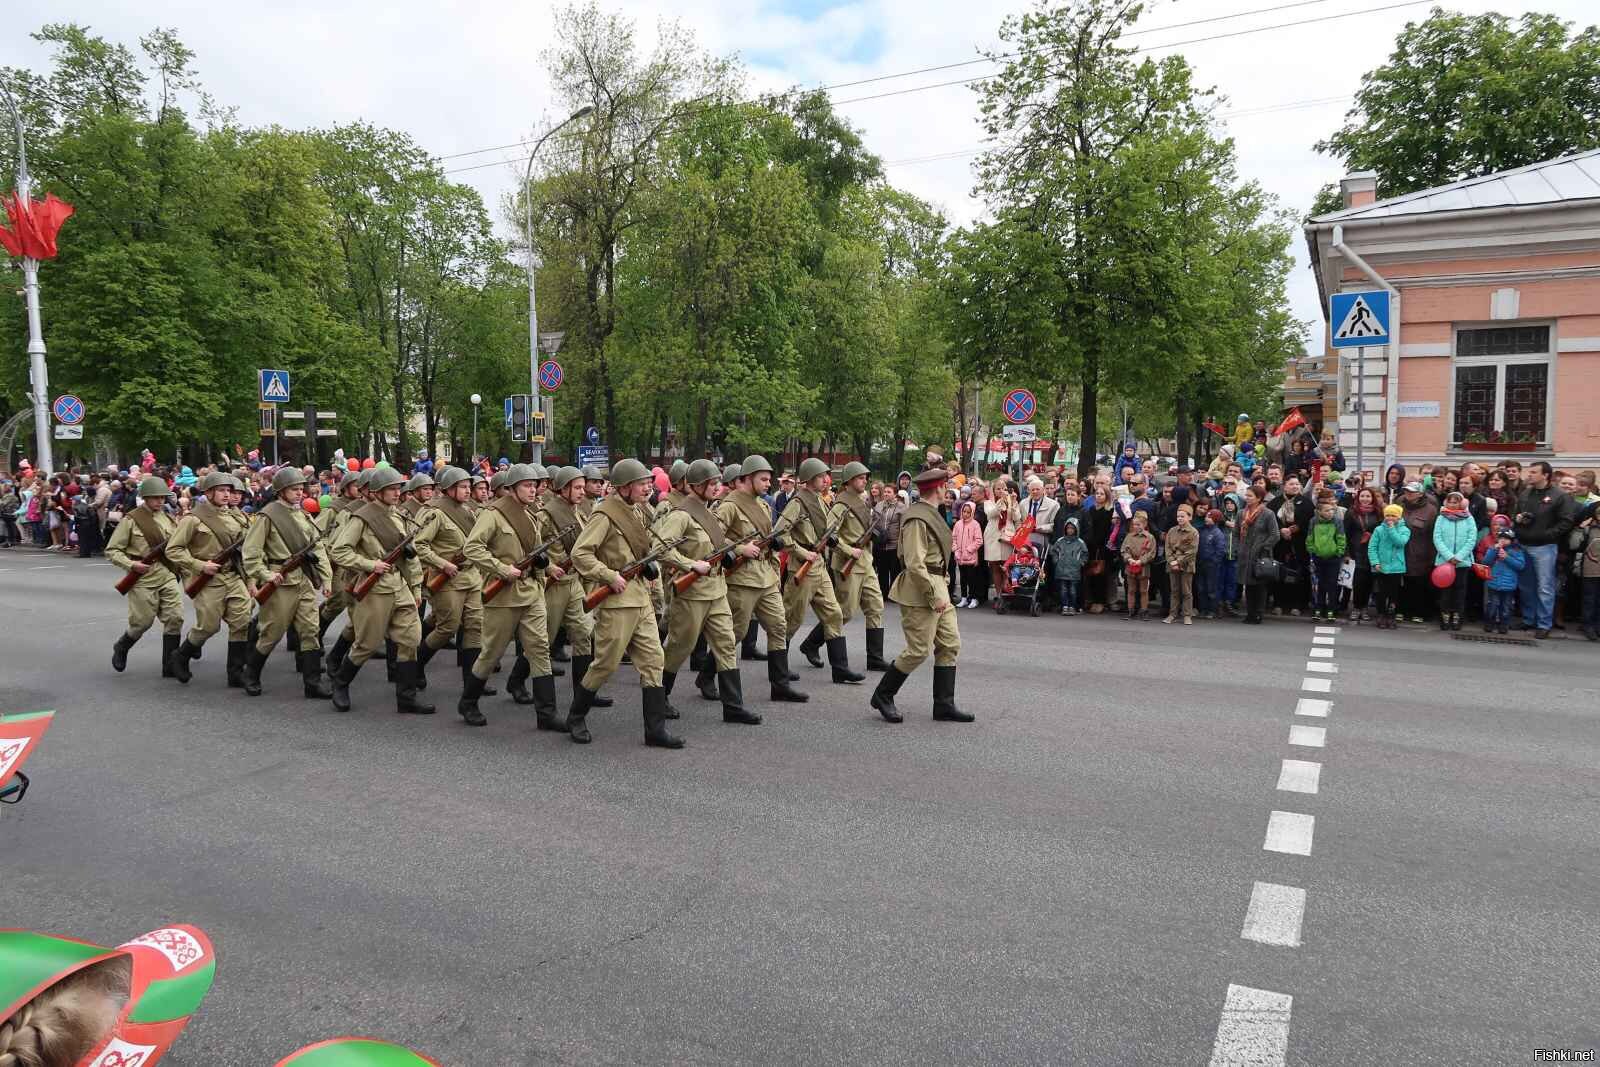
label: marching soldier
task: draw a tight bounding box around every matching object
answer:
[781,457,864,684]
[241,467,333,698]
[657,460,761,726]
[106,475,184,677]
[317,469,367,645]
[164,471,252,687]
[327,466,432,714]
[402,472,433,519]
[579,465,605,518]
[459,464,561,731]
[870,467,973,724]
[412,466,489,719]
[567,458,678,748]
[470,472,491,507]
[539,466,614,710]
[830,461,891,671]
[717,455,808,703]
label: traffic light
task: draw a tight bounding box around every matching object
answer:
[510,394,529,442]
[530,408,546,444]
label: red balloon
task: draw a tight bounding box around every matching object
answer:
[1430,562,1456,589]
[302,497,320,516]
[347,459,360,472]
[361,458,376,470]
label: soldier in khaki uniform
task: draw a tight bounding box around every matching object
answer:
[402,472,434,520]
[241,467,333,697]
[870,467,973,724]
[828,461,892,671]
[317,470,367,645]
[716,455,808,704]
[164,471,252,688]
[781,457,864,684]
[106,475,184,677]
[459,465,560,730]
[656,459,761,726]
[327,466,431,714]
[579,466,605,519]
[471,472,491,507]
[567,458,678,748]
[412,466,490,719]
[539,466,615,711]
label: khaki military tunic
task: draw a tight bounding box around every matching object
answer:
[106,504,183,639]
[780,489,844,639]
[165,499,251,644]
[462,496,551,681]
[570,495,664,689]
[243,501,332,655]
[413,497,483,653]
[717,491,787,651]
[889,500,960,670]
[329,501,423,666]
[829,488,884,628]
[657,492,739,674]
[318,495,360,632]
[537,496,592,657]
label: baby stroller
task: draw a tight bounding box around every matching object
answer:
[994,517,1045,616]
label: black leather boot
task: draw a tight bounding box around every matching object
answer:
[458,649,488,726]
[327,631,352,673]
[285,626,300,669]
[932,665,973,722]
[243,646,270,697]
[169,637,201,684]
[464,647,496,695]
[642,686,684,749]
[870,664,909,723]
[395,660,436,714]
[302,648,333,699]
[768,649,808,702]
[385,638,398,682]
[799,623,825,668]
[111,632,138,673]
[865,627,890,672]
[226,640,248,688]
[551,629,570,662]
[696,665,721,701]
[570,653,610,706]
[690,634,710,674]
[741,619,766,660]
[330,656,360,712]
[827,636,865,684]
[161,633,181,678]
[718,669,761,725]
[661,671,682,720]
[532,674,567,732]
[416,639,439,691]
[318,611,336,641]
[507,656,535,705]
[567,683,595,744]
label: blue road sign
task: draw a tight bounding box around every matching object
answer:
[585,425,601,446]
[1329,290,1390,349]
[52,394,85,425]
[259,369,291,403]
[1003,388,1037,424]
[504,397,514,429]
[538,359,563,391]
[577,445,608,468]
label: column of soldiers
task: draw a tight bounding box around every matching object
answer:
[104,454,972,744]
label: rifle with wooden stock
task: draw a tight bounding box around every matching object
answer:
[722,517,792,578]
[348,525,422,602]
[671,531,762,594]
[114,539,171,595]
[425,551,467,594]
[481,523,577,604]
[183,538,246,598]
[791,503,850,584]
[583,532,689,612]
[836,511,882,579]
[252,529,329,605]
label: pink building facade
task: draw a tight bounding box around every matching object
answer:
[1305,151,1600,476]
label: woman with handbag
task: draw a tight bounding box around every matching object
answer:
[1239,484,1281,624]
[1080,485,1115,612]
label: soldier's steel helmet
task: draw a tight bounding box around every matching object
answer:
[367,467,406,493]
[610,458,652,486]
[721,463,743,483]
[668,459,689,484]
[740,454,773,477]
[686,459,721,486]
[506,463,539,486]
[271,468,308,493]
[551,466,583,491]
[138,475,173,498]
[837,461,870,481]
[435,466,470,492]
[796,457,831,482]
[404,472,434,492]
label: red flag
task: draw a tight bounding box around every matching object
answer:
[1273,408,1307,438]
[1010,514,1036,549]
[1202,420,1227,437]
[0,193,75,260]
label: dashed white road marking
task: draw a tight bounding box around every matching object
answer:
[1308,647,1335,659]
[1264,811,1315,855]
[1301,677,1332,693]
[1240,881,1307,947]
[28,564,66,570]
[1276,758,1321,793]
[1304,661,1337,674]
[1294,698,1331,718]
[1288,725,1326,748]
[1314,626,1338,635]
[1209,983,1293,1066]
[1311,635,1336,645]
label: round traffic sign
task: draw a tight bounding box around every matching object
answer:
[52,394,85,426]
[1003,388,1036,424]
[538,359,563,391]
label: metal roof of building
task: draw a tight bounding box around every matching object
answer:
[1312,149,1600,222]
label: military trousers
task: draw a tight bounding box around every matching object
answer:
[474,598,550,681]
[663,595,737,673]
[894,603,961,672]
[126,576,184,639]
[581,604,664,690]
[728,583,787,651]
[424,582,483,652]
[543,576,593,656]
[347,590,421,666]
[783,565,844,640]
[188,573,252,644]
[256,583,322,655]
[834,561,884,628]
[319,586,351,629]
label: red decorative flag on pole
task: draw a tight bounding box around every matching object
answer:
[1273,407,1307,438]
[1202,419,1228,437]
[0,192,74,260]
[1009,514,1037,549]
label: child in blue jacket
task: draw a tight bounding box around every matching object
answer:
[1196,509,1227,618]
[1482,527,1526,634]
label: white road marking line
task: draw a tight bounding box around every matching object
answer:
[1276,758,1321,793]
[1304,661,1337,674]
[1294,698,1331,717]
[28,565,66,570]
[1314,626,1338,635]
[1301,677,1332,693]
[1264,811,1315,855]
[1209,983,1293,1066]
[1240,881,1307,947]
[1308,647,1334,659]
[1312,635,1336,645]
[1288,725,1326,748]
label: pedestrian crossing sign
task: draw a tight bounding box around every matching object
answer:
[1329,290,1390,348]
[259,369,291,403]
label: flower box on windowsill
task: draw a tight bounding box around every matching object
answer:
[1457,441,1538,452]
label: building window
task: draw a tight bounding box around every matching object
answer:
[1450,325,1553,446]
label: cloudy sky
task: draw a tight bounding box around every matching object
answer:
[8,0,1595,340]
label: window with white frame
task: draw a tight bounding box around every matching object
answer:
[1451,325,1552,445]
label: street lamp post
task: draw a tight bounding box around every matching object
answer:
[524,105,593,466]
[1,84,52,476]
[469,393,481,466]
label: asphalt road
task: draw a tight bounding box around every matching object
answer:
[3,550,1598,1065]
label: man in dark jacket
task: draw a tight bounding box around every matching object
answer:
[1514,461,1576,637]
